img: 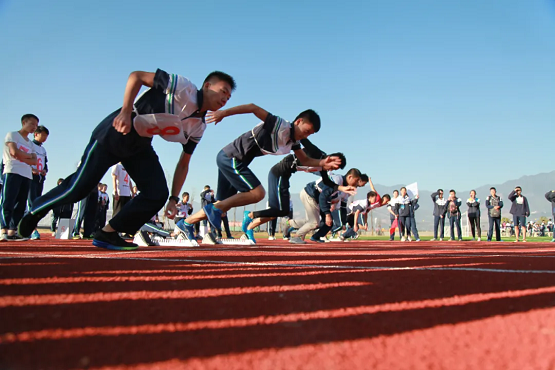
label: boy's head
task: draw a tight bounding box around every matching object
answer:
[102,183,108,192]
[57,178,64,186]
[367,191,377,203]
[449,189,456,198]
[293,109,320,140]
[393,190,399,197]
[437,189,444,198]
[515,186,522,194]
[182,192,189,202]
[358,174,369,187]
[204,185,210,190]
[400,187,407,196]
[97,182,103,190]
[328,152,346,170]
[381,194,391,205]
[345,168,361,187]
[470,190,476,197]
[202,71,236,112]
[34,125,49,143]
[21,114,39,134]
[490,187,496,196]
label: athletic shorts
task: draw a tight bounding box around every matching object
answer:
[513,215,526,227]
[215,149,261,201]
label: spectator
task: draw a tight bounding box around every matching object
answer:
[430,189,448,241]
[387,190,399,241]
[485,187,503,241]
[111,162,133,218]
[545,191,555,242]
[1,114,38,241]
[51,178,74,235]
[466,190,481,241]
[28,125,50,240]
[508,186,530,243]
[446,189,462,241]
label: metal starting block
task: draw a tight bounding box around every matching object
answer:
[202,233,255,246]
[134,232,199,247]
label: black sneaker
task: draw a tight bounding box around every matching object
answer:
[18,212,44,238]
[93,230,138,250]
[9,234,29,241]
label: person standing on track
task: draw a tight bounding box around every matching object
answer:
[446,190,463,241]
[486,187,503,242]
[508,186,530,243]
[111,162,133,219]
[387,189,399,241]
[430,189,448,241]
[467,190,481,241]
[28,125,50,240]
[545,190,555,242]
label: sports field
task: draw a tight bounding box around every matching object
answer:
[1,235,554,369]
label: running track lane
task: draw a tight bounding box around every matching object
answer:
[0,236,554,369]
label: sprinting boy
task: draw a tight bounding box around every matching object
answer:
[288,168,362,244]
[341,191,390,240]
[240,138,352,243]
[27,125,49,240]
[1,114,38,241]
[177,105,342,243]
[18,69,236,250]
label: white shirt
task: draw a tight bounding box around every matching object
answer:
[177,202,192,218]
[31,141,47,175]
[133,75,206,147]
[111,163,132,197]
[3,131,35,179]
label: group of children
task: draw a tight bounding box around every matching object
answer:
[2,68,545,249]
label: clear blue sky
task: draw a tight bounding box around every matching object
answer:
[1,0,554,201]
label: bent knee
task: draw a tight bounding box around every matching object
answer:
[251,186,265,202]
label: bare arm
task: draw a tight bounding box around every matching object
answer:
[367,177,376,192]
[113,71,155,134]
[294,149,341,170]
[207,103,269,124]
[165,152,192,219]
[112,174,119,200]
[7,142,37,165]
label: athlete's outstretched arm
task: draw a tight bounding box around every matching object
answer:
[206,104,269,124]
[113,71,155,135]
[165,152,192,219]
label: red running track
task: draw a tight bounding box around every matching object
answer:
[1,236,554,369]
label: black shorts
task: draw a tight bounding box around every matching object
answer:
[216,149,261,201]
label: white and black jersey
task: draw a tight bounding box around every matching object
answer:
[348,195,382,216]
[92,69,207,156]
[223,113,301,165]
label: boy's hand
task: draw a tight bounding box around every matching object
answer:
[113,111,132,134]
[325,214,333,226]
[165,200,178,219]
[321,156,342,171]
[206,110,227,125]
[338,185,357,196]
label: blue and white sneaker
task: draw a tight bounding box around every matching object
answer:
[309,236,325,243]
[203,204,223,232]
[176,219,196,241]
[30,230,41,240]
[242,211,253,233]
[245,229,256,244]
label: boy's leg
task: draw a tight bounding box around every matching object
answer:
[456,216,462,239]
[72,198,88,238]
[494,218,501,241]
[12,178,31,232]
[112,148,168,235]
[19,139,118,237]
[222,215,233,238]
[487,216,493,240]
[83,191,99,238]
[2,174,25,235]
[251,173,290,227]
[433,216,439,239]
[290,189,319,240]
[411,217,419,240]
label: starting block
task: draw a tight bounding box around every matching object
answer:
[202,233,255,246]
[134,232,199,247]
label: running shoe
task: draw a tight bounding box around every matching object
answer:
[176,219,196,242]
[204,204,223,232]
[309,236,325,243]
[289,236,306,244]
[93,230,138,251]
[242,211,253,233]
[0,233,8,242]
[30,230,41,240]
[245,229,256,244]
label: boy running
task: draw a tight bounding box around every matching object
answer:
[177,105,342,243]
[341,190,391,240]
[18,69,236,250]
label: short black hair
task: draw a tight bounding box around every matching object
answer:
[470,189,476,194]
[346,168,361,179]
[204,71,236,91]
[57,178,64,184]
[294,109,321,133]
[21,114,39,123]
[367,191,377,199]
[35,125,49,135]
[382,194,391,202]
[393,189,399,194]
[182,192,189,197]
[449,189,456,194]
[490,187,496,191]
[516,186,522,190]
[438,188,444,193]
[204,185,210,190]
[400,186,407,192]
[328,152,347,169]
[360,174,369,183]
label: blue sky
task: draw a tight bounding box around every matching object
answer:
[1,0,554,202]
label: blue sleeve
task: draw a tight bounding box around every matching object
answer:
[499,200,504,208]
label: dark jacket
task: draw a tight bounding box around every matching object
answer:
[485,195,503,218]
[466,198,481,217]
[200,189,215,208]
[395,195,412,217]
[445,198,462,218]
[545,191,555,215]
[431,192,448,217]
[508,190,530,217]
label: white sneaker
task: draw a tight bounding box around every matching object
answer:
[449,238,453,241]
[0,233,7,242]
[52,232,56,237]
[430,238,436,241]
[415,239,421,242]
[407,236,412,242]
[477,238,481,242]
[268,236,275,241]
[289,236,306,244]
[439,238,443,241]
[401,237,406,242]
[283,236,289,240]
